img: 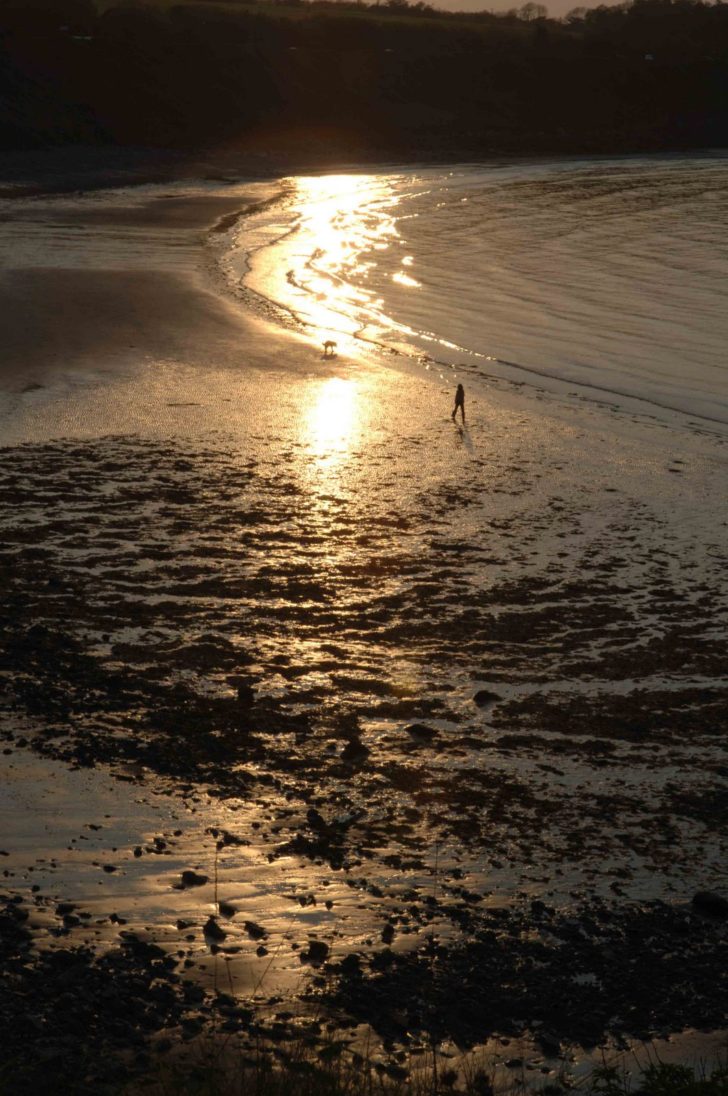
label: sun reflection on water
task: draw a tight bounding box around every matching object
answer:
[282,174,400,354]
[392,270,420,288]
[305,376,359,464]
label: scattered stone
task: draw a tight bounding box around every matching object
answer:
[210,828,247,848]
[302,939,329,964]
[236,683,256,706]
[537,1031,562,1057]
[405,723,438,741]
[341,738,369,762]
[0,892,223,1093]
[1,430,727,1073]
[306,808,327,832]
[473,689,501,707]
[203,916,226,942]
[177,870,208,889]
[470,1072,494,1096]
[244,920,267,940]
[692,891,728,918]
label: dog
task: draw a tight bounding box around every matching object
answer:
[322,340,337,357]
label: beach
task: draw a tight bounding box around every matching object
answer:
[0,167,727,1092]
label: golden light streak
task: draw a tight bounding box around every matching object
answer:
[283,174,399,352]
[305,376,359,465]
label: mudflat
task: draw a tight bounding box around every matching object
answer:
[0,175,726,1094]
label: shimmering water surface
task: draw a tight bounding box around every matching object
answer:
[227,157,728,426]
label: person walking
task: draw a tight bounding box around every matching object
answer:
[451,383,465,424]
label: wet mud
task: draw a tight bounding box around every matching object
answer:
[1,423,727,1088]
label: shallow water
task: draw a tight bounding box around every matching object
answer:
[227,156,728,427]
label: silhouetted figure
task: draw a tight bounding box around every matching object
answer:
[323,340,337,357]
[452,383,465,424]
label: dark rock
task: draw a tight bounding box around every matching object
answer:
[405,723,438,741]
[236,683,256,706]
[692,891,728,918]
[340,953,361,977]
[302,939,329,964]
[307,808,327,832]
[385,1063,408,1081]
[342,738,369,762]
[203,917,226,942]
[471,1069,495,1096]
[213,829,247,848]
[6,903,29,923]
[244,920,267,940]
[471,1072,495,1096]
[474,689,501,707]
[178,870,208,889]
[537,1030,562,1057]
[120,933,166,961]
[219,901,237,919]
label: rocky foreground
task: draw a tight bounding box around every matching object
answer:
[1,423,727,1091]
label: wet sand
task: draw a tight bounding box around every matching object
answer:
[0,178,727,1091]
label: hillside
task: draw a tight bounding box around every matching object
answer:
[2,0,728,158]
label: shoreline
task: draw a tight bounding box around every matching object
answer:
[3,151,727,439]
[218,161,728,439]
[2,142,728,199]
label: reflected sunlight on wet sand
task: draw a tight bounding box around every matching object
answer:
[1,171,727,1085]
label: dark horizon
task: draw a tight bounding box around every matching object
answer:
[3,0,728,159]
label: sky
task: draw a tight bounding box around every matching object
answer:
[430,0,607,18]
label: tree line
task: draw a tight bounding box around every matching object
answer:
[2,0,728,155]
